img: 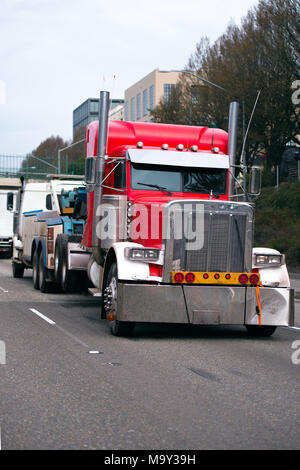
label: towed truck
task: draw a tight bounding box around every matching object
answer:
[12,177,90,291]
[78,91,293,336]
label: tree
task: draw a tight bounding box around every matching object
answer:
[152,0,300,167]
[21,135,68,177]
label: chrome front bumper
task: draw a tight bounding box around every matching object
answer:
[117,284,294,326]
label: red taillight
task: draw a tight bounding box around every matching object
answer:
[239,274,249,285]
[174,272,184,283]
[185,272,195,283]
[214,273,220,280]
[203,273,209,279]
[47,228,54,254]
[225,273,231,280]
[249,274,260,285]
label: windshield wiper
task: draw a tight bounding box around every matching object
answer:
[137,182,173,195]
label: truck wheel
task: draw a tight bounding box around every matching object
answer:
[59,235,77,293]
[103,262,135,337]
[54,234,67,284]
[245,325,277,337]
[32,249,40,289]
[12,261,24,278]
[38,250,50,293]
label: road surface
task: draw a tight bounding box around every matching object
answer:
[0,259,299,450]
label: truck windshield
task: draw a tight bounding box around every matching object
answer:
[131,163,227,195]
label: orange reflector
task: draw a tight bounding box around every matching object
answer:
[107,314,115,321]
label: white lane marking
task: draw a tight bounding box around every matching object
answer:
[29,308,89,348]
[55,324,89,348]
[29,308,56,325]
[0,286,8,293]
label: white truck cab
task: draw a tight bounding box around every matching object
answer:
[0,178,21,258]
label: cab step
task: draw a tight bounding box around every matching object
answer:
[88,288,102,297]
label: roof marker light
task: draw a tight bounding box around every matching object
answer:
[161,143,169,150]
[212,147,220,154]
[136,141,143,148]
[190,145,198,152]
[176,144,184,151]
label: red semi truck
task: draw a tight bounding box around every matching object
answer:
[78,91,293,336]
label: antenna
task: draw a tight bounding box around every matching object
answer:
[240,90,262,168]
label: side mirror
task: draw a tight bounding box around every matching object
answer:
[6,192,14,211]
[46,194,52,210]
[85,156,96,185]
[249,166,261,196]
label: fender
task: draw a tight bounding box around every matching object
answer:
[104,242,163,282]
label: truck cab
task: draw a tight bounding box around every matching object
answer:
[0,178,21,258]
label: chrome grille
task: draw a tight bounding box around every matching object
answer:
[163,200,253,281]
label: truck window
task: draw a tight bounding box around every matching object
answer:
[131,163,227,195]
[46,194,52,210]
[114,161,126,189]
[7,192,14,211]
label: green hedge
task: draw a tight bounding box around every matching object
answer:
[254,182,300,266]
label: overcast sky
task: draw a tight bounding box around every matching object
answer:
[0,0,259,155]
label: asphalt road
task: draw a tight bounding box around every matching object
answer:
[0,258,299,450]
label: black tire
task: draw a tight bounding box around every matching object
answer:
[12,261,24,278]
[103,262,135,337]
[245,325,277,337]
[59,235,78,293]
[32,249,39,289]
[54,234,68,285]
[39,249,50,293]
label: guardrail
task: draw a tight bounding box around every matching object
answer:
[0,154,84,179]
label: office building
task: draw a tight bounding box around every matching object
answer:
[124,69,181,122]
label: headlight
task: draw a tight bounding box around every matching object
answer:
[255,254,283,266]
[125,247,160,261]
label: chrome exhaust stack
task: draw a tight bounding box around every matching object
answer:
[228,101,239,199]
[92,91,110,262]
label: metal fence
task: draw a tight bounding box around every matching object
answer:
[0,154,84,180]
[262,162,300,188]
